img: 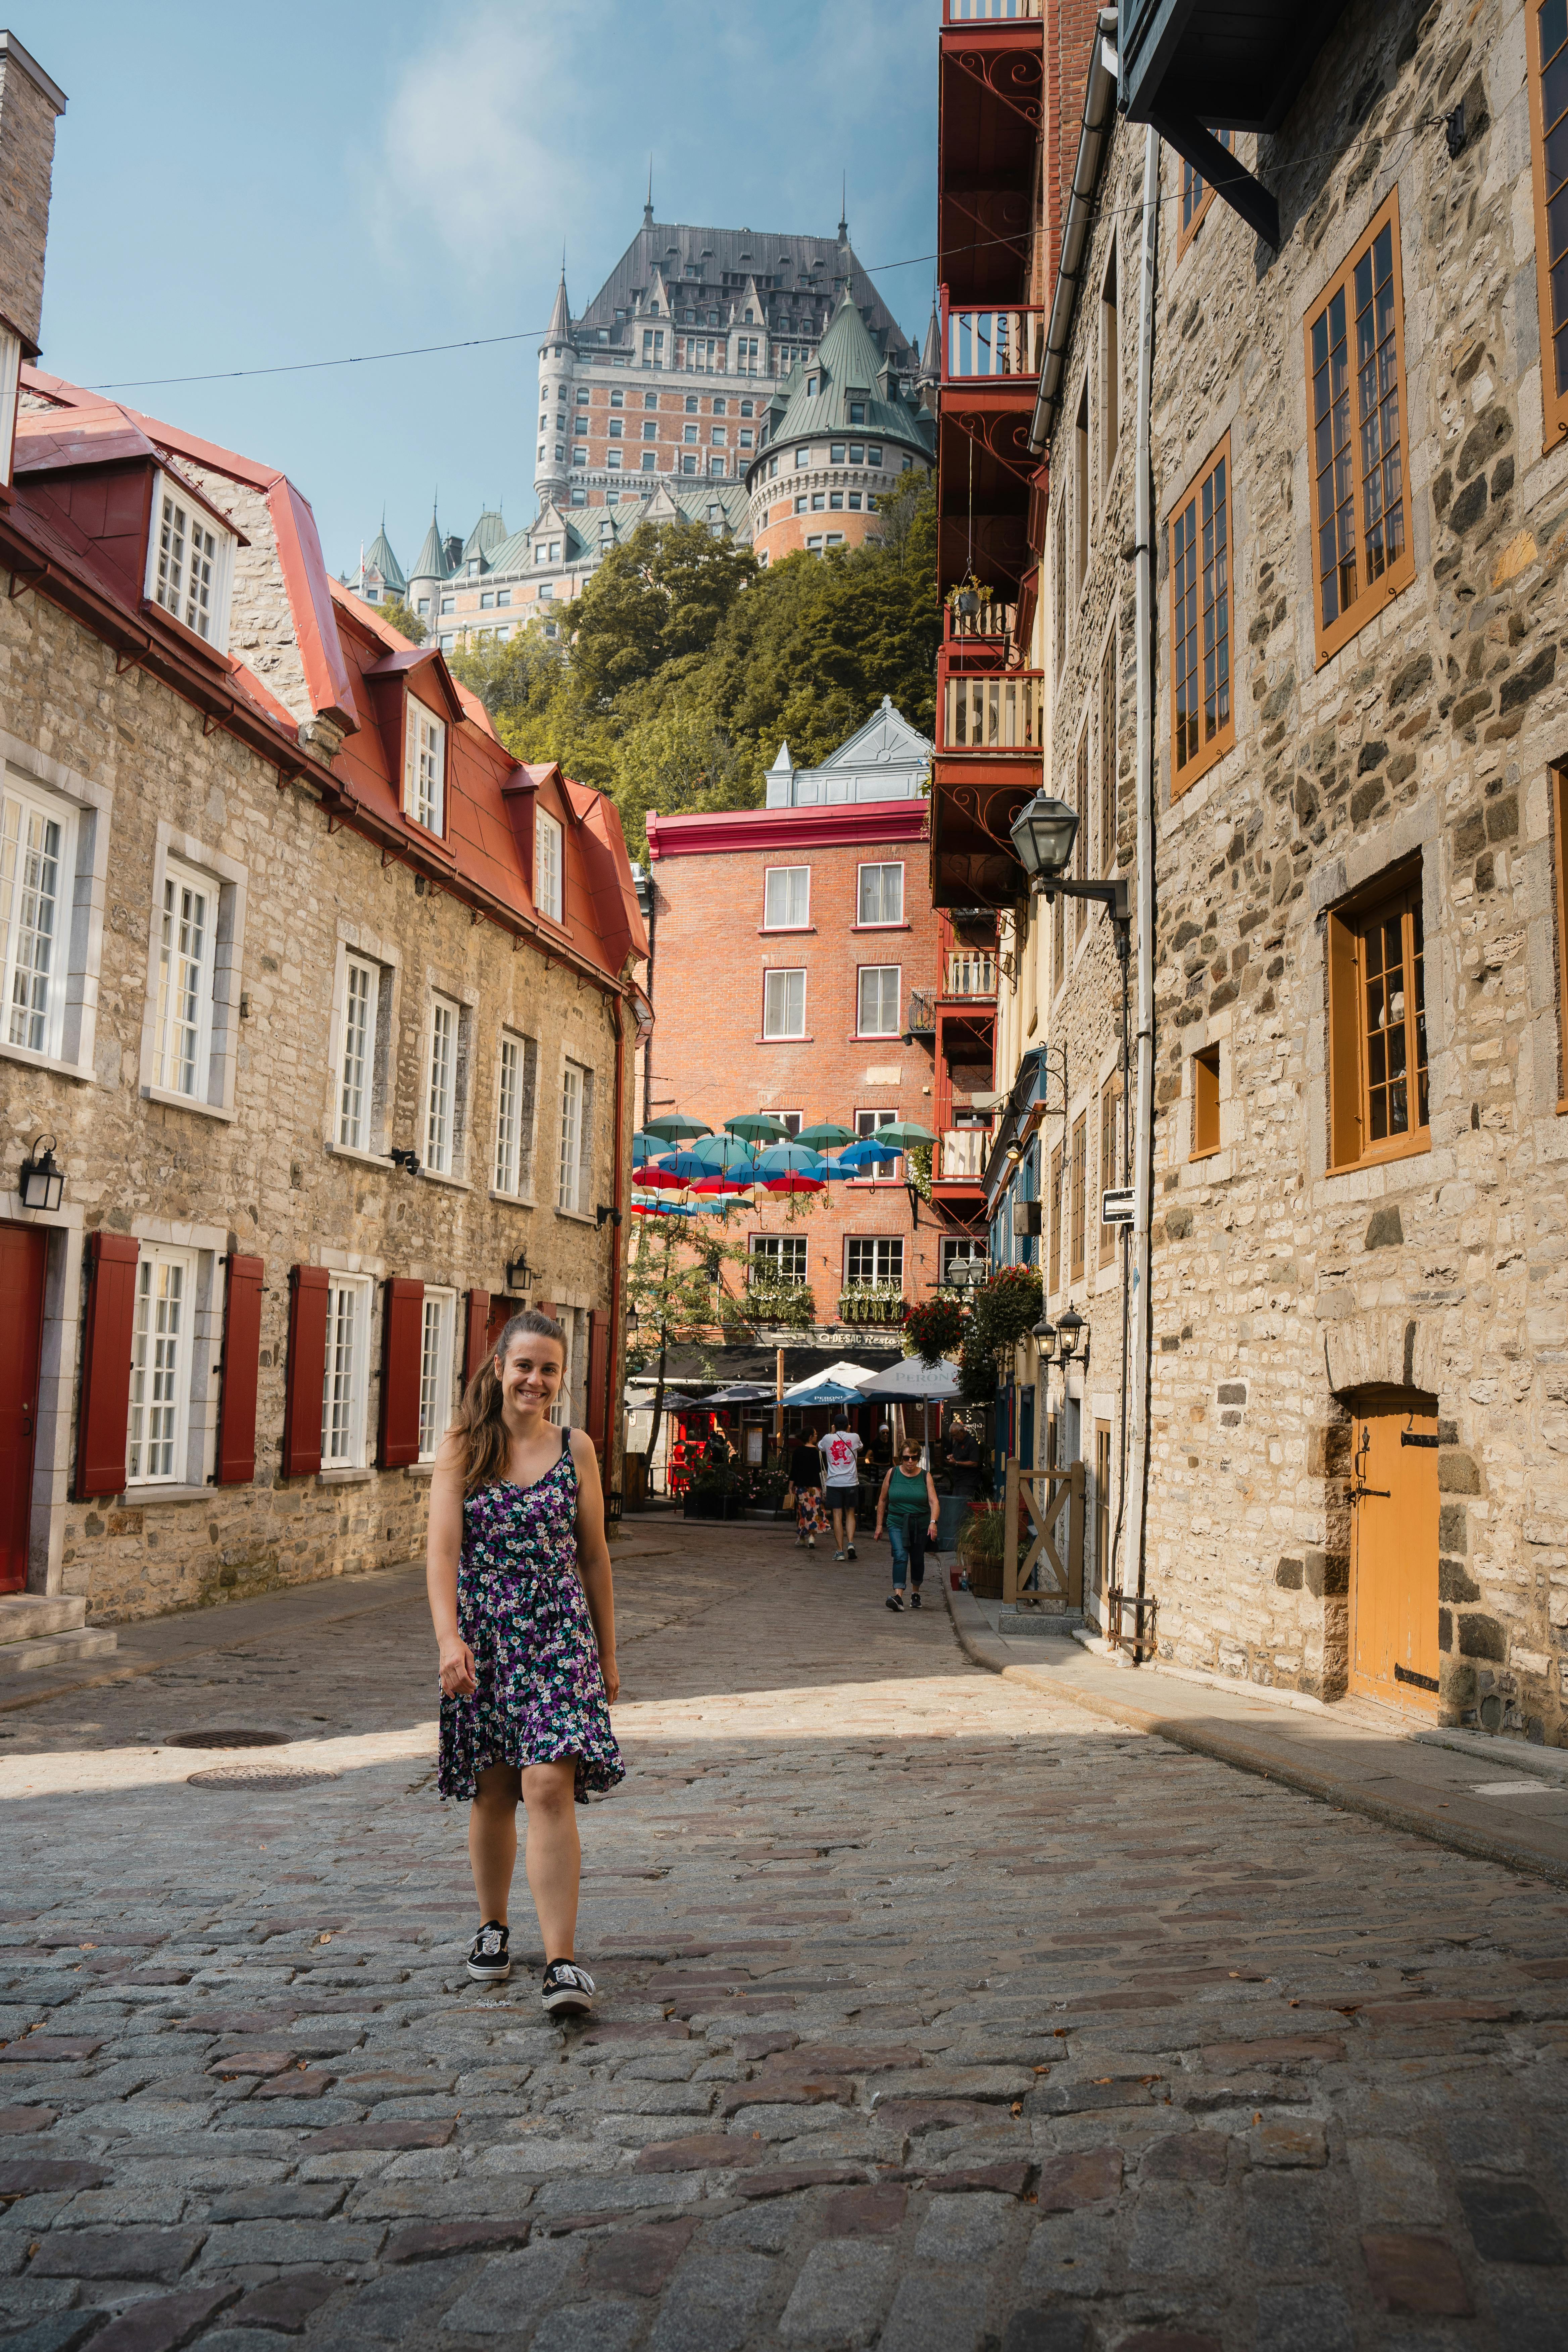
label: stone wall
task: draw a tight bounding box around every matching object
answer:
[0,36,62,350]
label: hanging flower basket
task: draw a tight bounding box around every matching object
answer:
[904,1294,965,1367]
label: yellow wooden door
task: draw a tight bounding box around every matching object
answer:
[1349,1404,1439,1711]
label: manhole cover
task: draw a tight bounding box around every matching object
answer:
[164,1730,290,1750]
[187,1765,341,1791]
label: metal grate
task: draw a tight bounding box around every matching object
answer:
[164,1730,289,1749]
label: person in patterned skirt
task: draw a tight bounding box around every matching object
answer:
[427,1309,622,2016]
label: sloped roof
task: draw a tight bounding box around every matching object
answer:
[364,519,405,594]
[819,695,933,770]
[760,290,934,457]
[409,508,450,583]
[462,507,508,564]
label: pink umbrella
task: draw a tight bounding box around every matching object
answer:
[763,1173,825,1194]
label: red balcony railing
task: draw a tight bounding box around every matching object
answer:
[944,297,1045,385]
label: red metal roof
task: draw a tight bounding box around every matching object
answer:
[646,799,930,859]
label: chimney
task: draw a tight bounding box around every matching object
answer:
[0,30,67,358]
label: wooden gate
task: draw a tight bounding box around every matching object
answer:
[1002,1457,1085,1610]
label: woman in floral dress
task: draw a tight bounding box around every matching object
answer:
[427,1309,622,2016]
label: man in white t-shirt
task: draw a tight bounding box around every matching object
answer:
[819,1414,864,1560]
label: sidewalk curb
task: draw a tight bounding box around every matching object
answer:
[941,1575,1568,1889]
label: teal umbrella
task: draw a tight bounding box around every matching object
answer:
[689,1134,758,1175]
[797,1122,854,1149]
[753,1142,826,1177]
[644,1112,713,1142]
[726,1113,790,1143]
[868,1120,937,1149]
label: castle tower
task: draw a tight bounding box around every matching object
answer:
[406,504,452,632]
[534,270,574,510]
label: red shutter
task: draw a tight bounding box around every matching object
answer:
[281,1265,330,1478]
[464,1290,491,1388]
[74,1232,139,1501]
[214,1255,264,1485]
[379,1278,425,1468]
[585,1308,610,1458]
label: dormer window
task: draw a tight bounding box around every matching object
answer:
[146,475,235,651]
[405,699,446,832]
[536,807,564,924]
[849,402,867,425]
[807,376,818,395]
[467,559,479,576]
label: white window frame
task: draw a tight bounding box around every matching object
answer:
[125,1244,199,1487]
[0,770,77,1064]
[337,953,381,1153]
[854,1106,901,1183]
[750,1233,808,1284]
[0,739,111,1084]
[856,964,901,1038]
[150,855,215,1101]
[404,698,447,834]
[425,993,459,1175]
[856,862,905,927]
[760,1108,803,1137]
[763,967,806,1039]
[0,328,18,489]
[845,1235,904,1288]
[321,1273,374,1470]
[557,1056,595,1216]
[494,1028,538,1198]
[763,865,810,930]
[144,470,235,652]
[536,806,564,924]
[941,1236,988,1285]
[418,1286,457,1463]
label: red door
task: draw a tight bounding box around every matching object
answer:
[0,1223,47,1594]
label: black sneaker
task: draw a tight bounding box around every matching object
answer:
[911,1591,923,1609]
[541,1959,596,2017]
[886,1591,904,1611]
[467,1920,510,1983]
[846,1545,857,1560]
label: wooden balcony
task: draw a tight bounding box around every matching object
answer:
[943,0,1039,19]
[945,299,1044,387]
[943,668,1043,753]
[939,1126,990,1180]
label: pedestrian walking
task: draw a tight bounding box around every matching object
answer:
[427,1309,622,2017]
[945,1413,980,1500]
[819,1412,863,1559]
[875,1442,941,1611]
[786,1432,827,1550]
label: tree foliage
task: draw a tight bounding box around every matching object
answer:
[376,595,426,644]
[450,481,940,857]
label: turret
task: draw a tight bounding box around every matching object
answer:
[535,270,575,509]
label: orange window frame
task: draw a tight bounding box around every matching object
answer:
[1098,1073,1121,1267]
[1528,0,1568,449]
[1048,1140,1064,1292]
[1326,862,1431,1174]
[1099,630,1118,873]
[1191,1043,1221,1160]
[1069,1112,1087,1283]
[1176,131,1234,260]
[1169,434,1234,798]
[1555,765,1568,1111]
[1305,190,1416,667]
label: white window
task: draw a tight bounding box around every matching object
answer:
[763,865,810,929]
[855,1106,901,1178]
[152,859,214,1097]
[0,775,75,1060]
[337,953,381,1152]
[858,863,904,926]
[846,1235,903,1287]
[424,994,459,1174]
[941,1236,988,1285]
[608,450,623,469]
[404,700,446,832]
[763,968,806,1038]
[761,1108,804,1137]
[856,965,900,1037]
[751,1234,808,1283]
[321,1274,372,1469]
[126,1247,196,1485]
[0,328,18,488]
[418,1287,456,1462]
[558,1058,595,1214]
[494,1029,538,1196]
[146,475,233,650]
[536,807,564,923]
[441,595,455,615]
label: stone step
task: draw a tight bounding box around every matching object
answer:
[0,1593,87,1645]
[0,1626,118,1679]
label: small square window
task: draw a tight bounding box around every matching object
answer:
[849,402,866,425]
[739,429,753,449]
[795,496,807,514]
[830,491,844,510]
[848,491,862,510]
[848,443,865,463]
[763,968,806,1038]
[497,588,511,606]
[856,966,900,1036]
[480,591,495,609]
[811,492,825,510]
[806,534,823,550]
[683,425,698,444]
[857,863,904,925]
[643,420,658,440]
[711,427,727,445]
[868,445,883,466]
[607,449,623,469]
[641,452,656,470]
[572,446,587,466]
[416,597,430,616]
[764,865,810,928]
[831,443,846,463]
[795,447,809,467]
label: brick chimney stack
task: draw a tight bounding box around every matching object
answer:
[0,29,66,356]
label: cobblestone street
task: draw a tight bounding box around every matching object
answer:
[2,1520,1566,2352]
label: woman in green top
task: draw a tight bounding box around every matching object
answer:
[874,1444,941,1613]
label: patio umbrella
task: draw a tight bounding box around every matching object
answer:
[857,1357,963,1400]
[706,1382,778,1403]
[643,1112,713,1142]
[725,1113,790,1143]
[753,1142,826,1177]
[865,1120,937,1149]
[688,1135,758,1175]
[763,1173,824,1194]
[797,1122,855,1149]
[785,1380,868,1409]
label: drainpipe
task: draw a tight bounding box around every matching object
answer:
[1120,121,1161,1660]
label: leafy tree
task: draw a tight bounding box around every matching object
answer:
[376,595,426,644]
[573,521,756,710]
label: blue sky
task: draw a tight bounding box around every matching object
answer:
[29,0,937,580]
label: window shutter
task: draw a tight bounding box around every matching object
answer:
[378,1278,425,1468]
[215,1255,264,1485]
[464,1290,491,1387]
[281,1265,330,1478]
[1326,912,1363,1170]
[74,1232,140,1500]
[585,1308,611,1457]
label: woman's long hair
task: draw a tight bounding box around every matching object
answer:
[453,1309,568,1496]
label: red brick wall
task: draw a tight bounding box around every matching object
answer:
[646,809,948,1307]
[1045,0,1105,298]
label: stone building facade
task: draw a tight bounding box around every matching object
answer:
[973,0,1568,1749]
[0,54,643,1656]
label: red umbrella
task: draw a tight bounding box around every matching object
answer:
[693,1173,753,1193]
[763,1173,825,1194]
[636,1164,686,1190]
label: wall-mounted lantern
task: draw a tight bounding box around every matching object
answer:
[19,1135,64,1212]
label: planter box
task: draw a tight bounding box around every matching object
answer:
[683,1491,747,1521]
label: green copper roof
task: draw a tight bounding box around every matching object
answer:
[410,509,451,583]
[761,289,933,459]
[363,520,405,595]
[462,508,509,565]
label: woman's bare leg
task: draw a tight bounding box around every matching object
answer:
[520,1760,582,1959]
[469,1762,522,1922]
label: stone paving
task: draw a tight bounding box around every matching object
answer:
[1,1519,1566,2352]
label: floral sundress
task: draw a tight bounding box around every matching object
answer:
[437,1427,624,1805]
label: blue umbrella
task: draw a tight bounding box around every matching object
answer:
[753,1142,826,1178]
[688,1135,758,1175]
[786,1379,868,1409]
[832,1136,895,1172]
[659,1148,718,1183]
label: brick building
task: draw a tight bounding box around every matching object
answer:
[0,35,644,1663]
[943,0,1568,1749]
[643,703,994,1340]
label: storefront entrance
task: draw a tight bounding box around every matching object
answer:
[1349,1398,1440,1713]
[0,1222,48,1595]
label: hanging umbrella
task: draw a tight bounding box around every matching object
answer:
[635,1163,687,1191]
[868,1120,938,1150]
[688,1135,758,1175]
[726,1113,790,1143]
[631,1130,662,1166]
[797,1122,854,1149]
[764,1173,825,1195]
[644,1112,713,1142]
[658,1148,717,1183]
[753,1142,826,1178]
[692,1173,753,1194]
[833,1136,894,1172]
[819,1156,858,1180]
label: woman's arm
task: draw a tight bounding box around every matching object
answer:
[925,1469,941,1537]
[875,1467,892,1536]
[570,1430,620,1704]
[426,1433,475,1698]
